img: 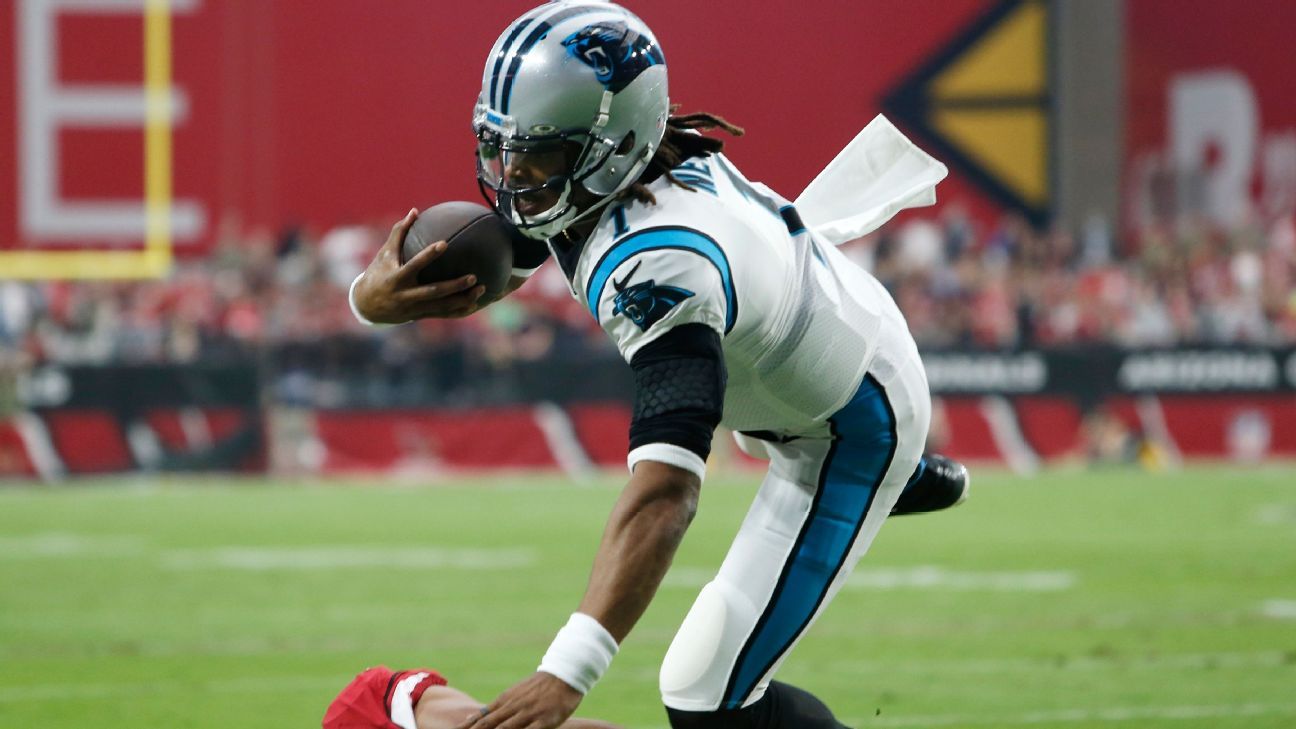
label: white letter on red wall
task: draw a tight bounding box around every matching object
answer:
[17,0,203,243]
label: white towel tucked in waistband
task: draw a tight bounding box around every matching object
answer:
[795,114,948,246]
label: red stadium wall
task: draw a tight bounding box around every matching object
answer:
[941,395,1296,466]
[5,395,1295,480]
[0,0,1008,257]
[1124,0,1296,231]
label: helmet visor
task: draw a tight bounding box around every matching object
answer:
[474,125,619,234]
[477,129,595,227]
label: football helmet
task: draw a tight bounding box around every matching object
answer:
[474,1,669,240]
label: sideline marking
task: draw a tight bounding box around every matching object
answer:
[0,532,145,558]
[852,701,1296,727]
[1254,503,1296,525]
[846,566,1074,591]
[818,649,1295,676]
[663,566,1075,592]
[0,675,341,704]
[1260,599,1296,619]
[160,546,537,571]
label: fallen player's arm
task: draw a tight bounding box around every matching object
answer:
[417,684,621,729]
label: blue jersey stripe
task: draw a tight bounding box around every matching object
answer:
[721,374,899,708]
[585,227,736,333]
[672,175,718,194]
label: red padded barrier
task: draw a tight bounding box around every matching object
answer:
[934,397,1003,462]
[0,420,37,478]
[567,403,630,467]
[205,408,249,441]
[42,410,132,473]
[145,408,265,472]
[1013,396,1084,459]
[316,408,557,472]
[1156,395,1296,457]
[1101,397,1143,433]
[146,410,188,450]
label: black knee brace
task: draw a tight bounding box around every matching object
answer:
[666,704,763,729]
[665,682,851,729]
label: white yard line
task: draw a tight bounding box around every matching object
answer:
[1253,502,1296,525]
[0,675,342,703]
[0,536,537,572]
[1260,599,1296,619]
[845,566,1075,592]
[159,545,537,571]
[663,566,1076,592]
[852,701,1296,727]
[817,649,1295,677]
[0,532,145,558]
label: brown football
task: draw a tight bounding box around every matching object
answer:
[399,201,518,302]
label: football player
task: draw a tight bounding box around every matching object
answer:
[323,666,621,729]
[350,2,969,728]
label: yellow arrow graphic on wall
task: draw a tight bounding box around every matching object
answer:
[884,0,1052,223]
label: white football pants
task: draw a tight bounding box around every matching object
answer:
[660,348,930,711]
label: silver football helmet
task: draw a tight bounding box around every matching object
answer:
[474,1,669,239]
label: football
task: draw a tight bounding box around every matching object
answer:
[400,201,518,302]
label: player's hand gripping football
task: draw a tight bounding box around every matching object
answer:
[352,208,486,323]
[454,671,583,729]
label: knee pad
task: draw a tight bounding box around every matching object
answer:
[660,580,761,711]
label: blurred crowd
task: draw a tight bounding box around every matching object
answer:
[858,207,1296,349]
[2,207,1295,376]
[0,218,603,370]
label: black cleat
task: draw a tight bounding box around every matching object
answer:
[891,454,970,516]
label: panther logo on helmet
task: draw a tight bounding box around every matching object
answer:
[561,20,665,94]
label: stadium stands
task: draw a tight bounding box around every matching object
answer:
[2,210,1293,369]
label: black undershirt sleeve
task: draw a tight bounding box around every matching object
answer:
[508,225,551,272]
[628,323,727,461]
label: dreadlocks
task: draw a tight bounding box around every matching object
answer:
[621,107,744,205]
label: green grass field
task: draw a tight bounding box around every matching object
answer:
[2,466,1294,728]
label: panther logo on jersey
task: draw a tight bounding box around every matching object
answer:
[561,21,664,94]
[611,261,694,331]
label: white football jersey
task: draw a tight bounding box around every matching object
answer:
[553,153,924,437]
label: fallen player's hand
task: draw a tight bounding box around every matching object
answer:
[454,672,582,729]
[353,208,486,323]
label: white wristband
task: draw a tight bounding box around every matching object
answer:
[537,612,619,695]
[348,272,398,328]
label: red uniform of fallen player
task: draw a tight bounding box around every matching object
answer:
[323,666,621,729]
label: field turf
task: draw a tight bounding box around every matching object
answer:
[1,465,1294,728]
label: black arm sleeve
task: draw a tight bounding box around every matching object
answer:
[508,227,551,272]
[628,323,727,460]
